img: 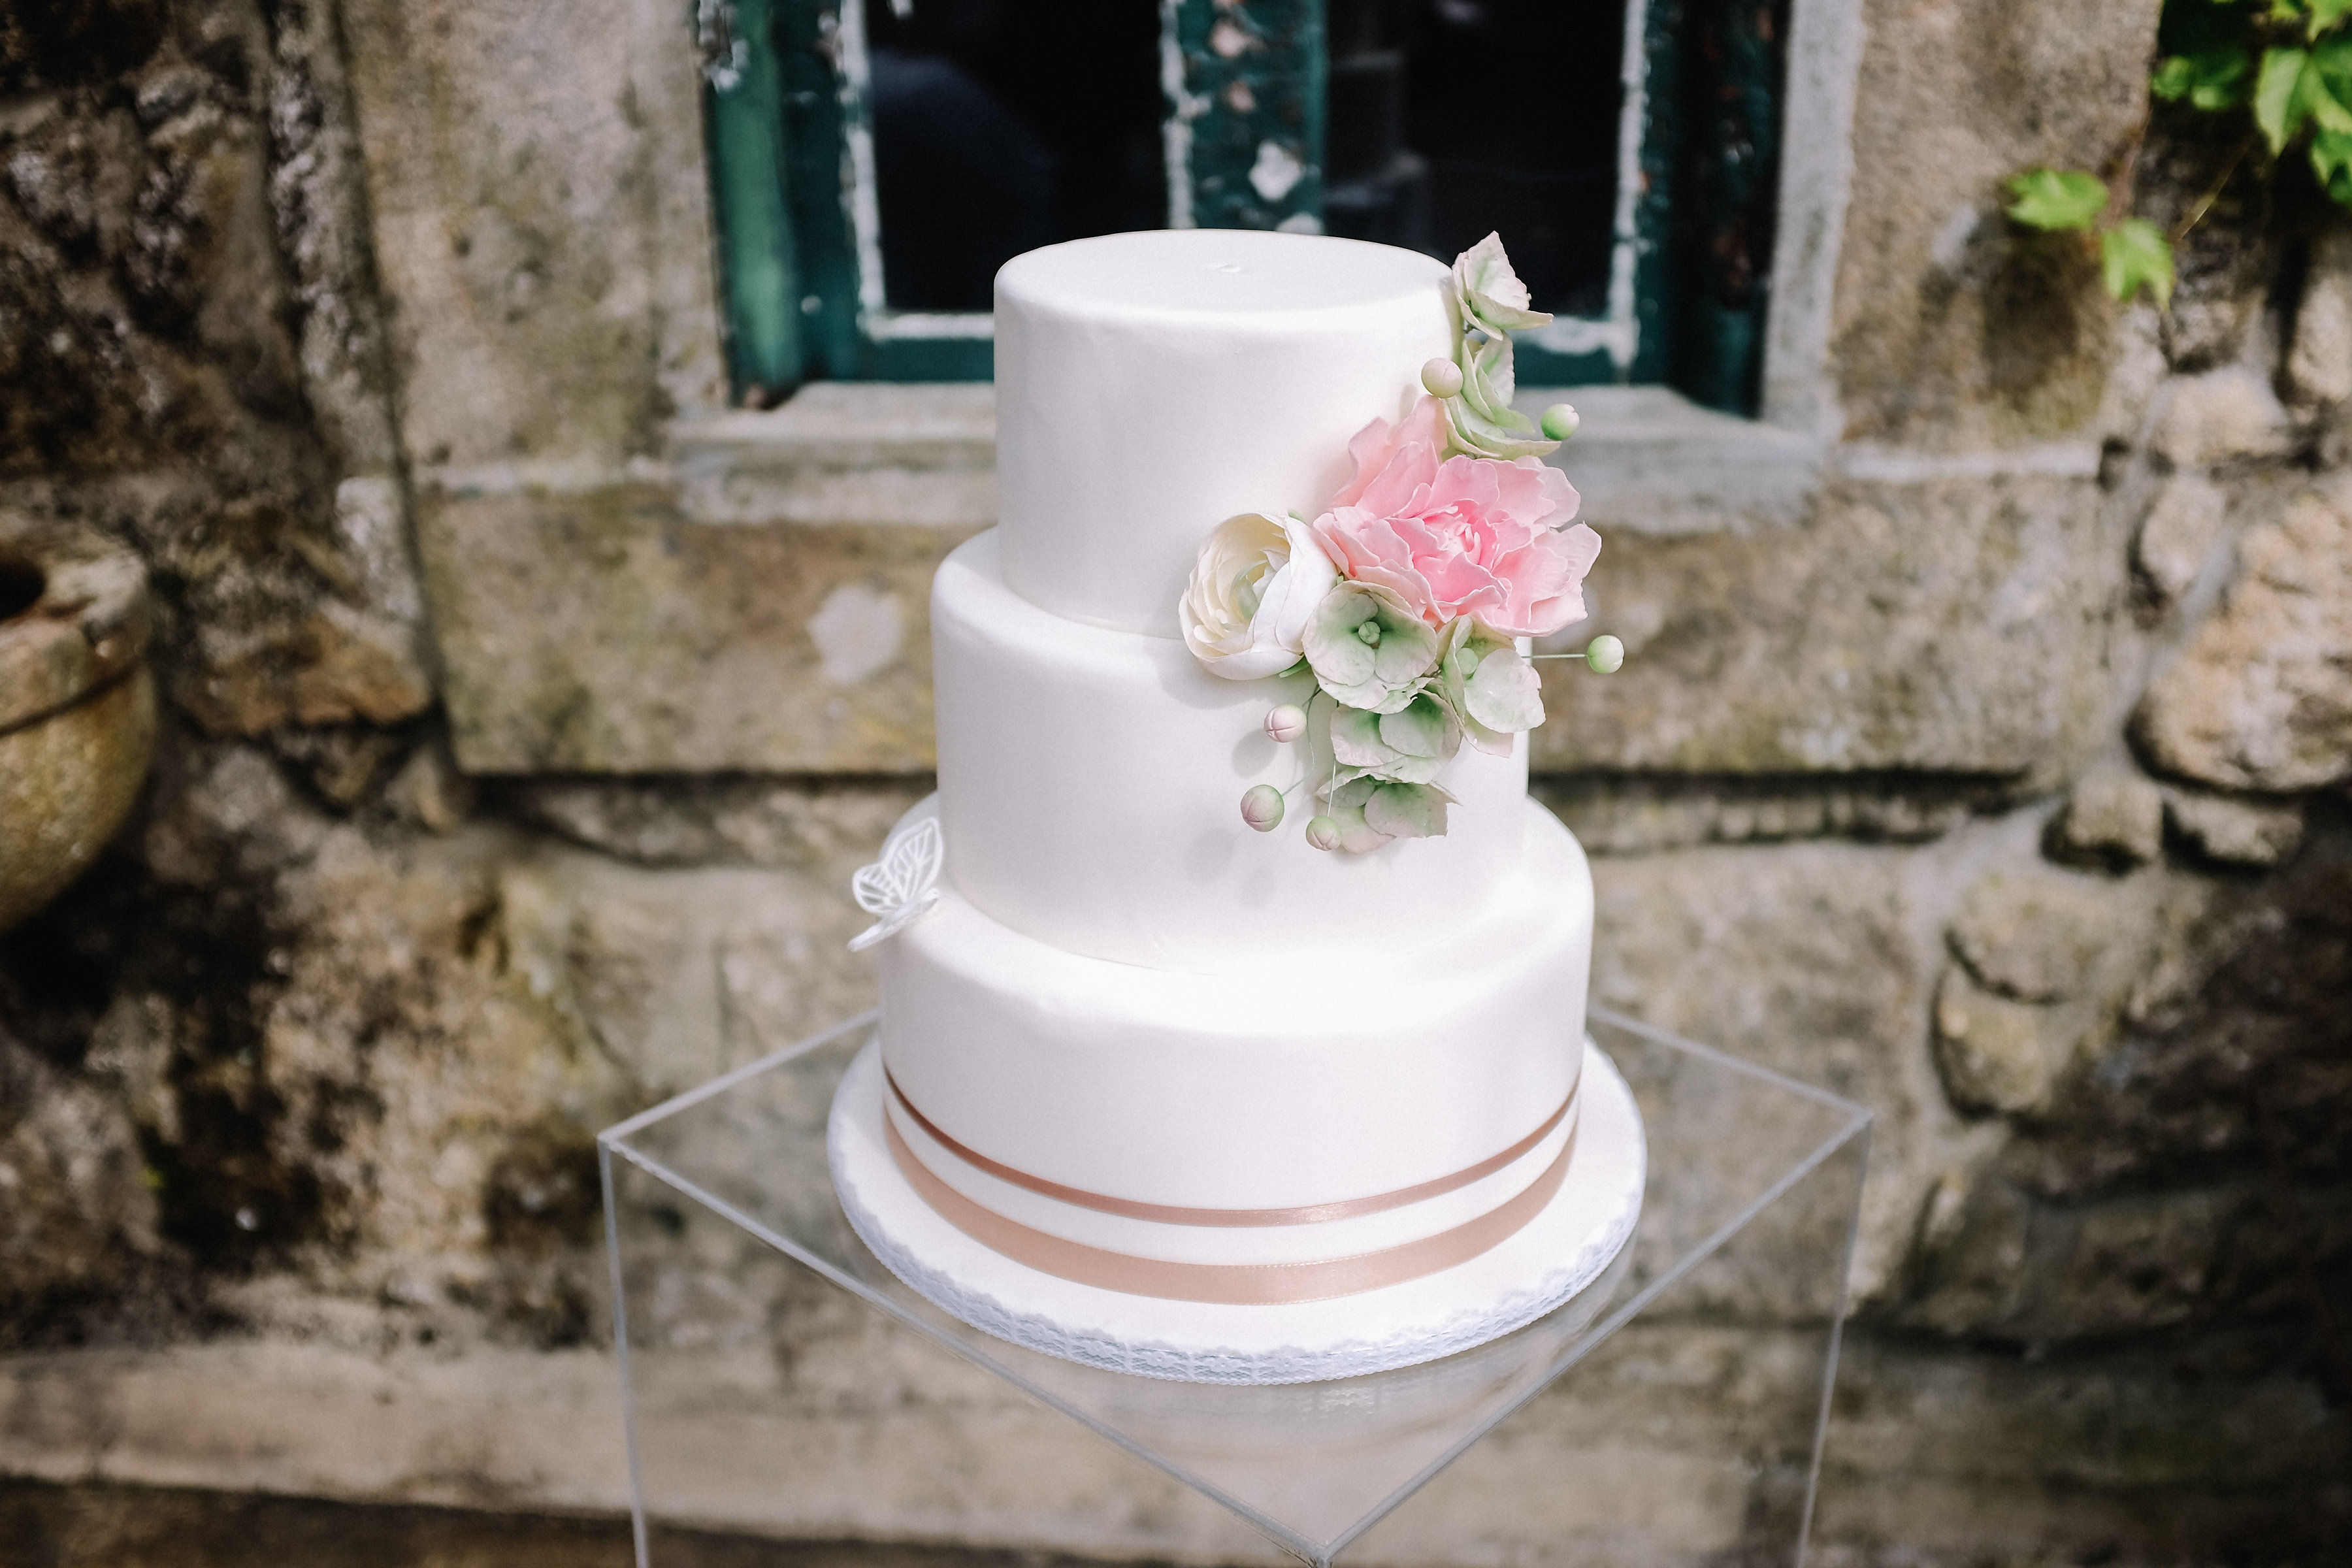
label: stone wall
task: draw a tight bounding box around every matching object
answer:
[1,1,2347,1565]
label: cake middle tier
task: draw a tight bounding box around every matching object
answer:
[933,532,1529,972]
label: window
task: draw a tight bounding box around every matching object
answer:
[698,0,1787,413]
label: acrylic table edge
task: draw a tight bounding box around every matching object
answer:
[597,1001,1874,1567]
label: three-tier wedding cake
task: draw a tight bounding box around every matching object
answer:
[826,227,1644,1384]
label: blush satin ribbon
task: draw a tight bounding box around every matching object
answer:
[885,1067,1576,1228]
[885,1113,1577,1305]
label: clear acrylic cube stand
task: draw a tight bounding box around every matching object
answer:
[600,1006,1870,1568]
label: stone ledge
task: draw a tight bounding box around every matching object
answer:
[1527,386,1825,535]
[645,384,1823,536]
[1,1329,2332,1565]
[670,385,998,530]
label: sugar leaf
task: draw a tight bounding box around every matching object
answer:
[1463,645,1546,733]
[1362,781,1453,841]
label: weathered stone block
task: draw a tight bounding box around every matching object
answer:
[1901,1152,2352,1343]
[247,828,629,1292]
[1535,473,2113,778]
[1931,966,2056,1115]
[2046,767,2163,870]
[1996,836,2344,1203]
[178,602,434,738]
[2135,487,2352,790]
[1830,0,2162,446]
[2151,368,2293,468]
[1537,775,2006,855]
[0,1031,161,1317]
[493,843,881,1101]
[339,0,725,469]
[2131,472,2227,607]
[1588,841,1961,1301]
[511,776,925,872]
[1947,866,2117,1004]
[2286,227,2352,408]
[419,485,974,772]
[2163,787,2305,868]
[1894,1160,2035,1328]
[1925,860,2192,1127]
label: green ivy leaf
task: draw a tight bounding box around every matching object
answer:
[2100,220,2177,310]
[2311,0,2352,37]
[2314,33,2352,100]
[2257,46,2313,152]
[2197,51,2257,107]
[2005,169,2108,231]
[2154,48,2255,108]
[2313,80,2352,134]
[2310,126,2352,203]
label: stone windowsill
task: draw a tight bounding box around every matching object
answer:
[657,382,1828,536]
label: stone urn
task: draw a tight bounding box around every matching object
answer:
[0,525,157,936]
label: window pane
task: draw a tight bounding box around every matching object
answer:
[1327,0,1626,319]
[867,0,1167,313]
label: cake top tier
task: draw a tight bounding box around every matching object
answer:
[998,227,1448,320]
[994,231,1452,637]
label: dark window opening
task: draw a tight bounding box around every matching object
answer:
[1326,0,1627,321]
[866,0,1168,312]
[702,0,1791,412]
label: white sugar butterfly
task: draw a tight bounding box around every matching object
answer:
[847,815,943,952]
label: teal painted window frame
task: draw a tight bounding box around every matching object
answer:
[697,0,1785,413]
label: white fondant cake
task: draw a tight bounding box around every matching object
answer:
[831,229,1641,1383]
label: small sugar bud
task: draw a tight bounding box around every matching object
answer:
[1240,784,1286,832]
[1540,402,1580,441]
[1421,357,1465,397]
[1584,634,1625,674]
[1264,703,1308,744]
[1304,814,1344,852]
[1455,644,1481,675]
[1354,619,1382,647]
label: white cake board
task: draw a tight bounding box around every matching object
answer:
[827,1037,1646,1385]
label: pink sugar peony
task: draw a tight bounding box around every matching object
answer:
[1313,396,1600,638]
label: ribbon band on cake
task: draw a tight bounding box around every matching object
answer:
[886,1067,1574,1228]
[883,1066,1582,1305]
[883,1109,1577,1306]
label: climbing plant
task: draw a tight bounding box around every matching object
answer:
[2007,0,2352,310]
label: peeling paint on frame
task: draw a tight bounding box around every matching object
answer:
[1522,0,1653,373]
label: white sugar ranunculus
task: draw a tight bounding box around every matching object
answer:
[1177,511,1339,680]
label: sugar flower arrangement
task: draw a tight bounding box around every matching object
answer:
[1178,235,1623,853]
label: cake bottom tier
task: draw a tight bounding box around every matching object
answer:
[828,1036,1646,1384]
[879,797,1597,1225]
